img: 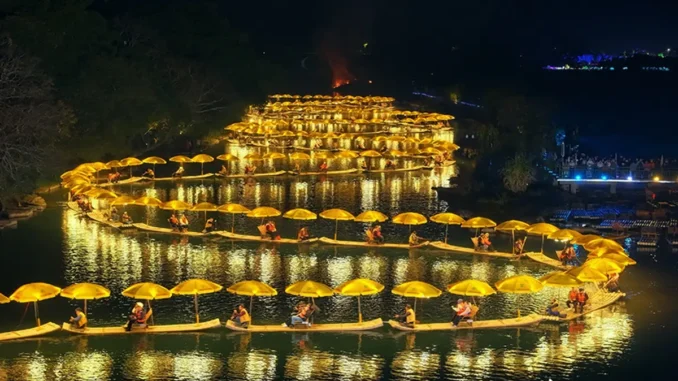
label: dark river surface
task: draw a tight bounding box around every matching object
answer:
[1,161,677,380]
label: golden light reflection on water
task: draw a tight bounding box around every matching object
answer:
[391,350,441,381]
[124,351,222,380]
[286,254,318,284]
[284,351,383,381]
[227,350,277,381]
[0,352,113,381]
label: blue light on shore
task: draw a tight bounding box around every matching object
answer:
[575,175,582,180]
[601,175,608,180]
[627,176,633,181]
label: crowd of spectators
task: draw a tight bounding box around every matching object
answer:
[560,154,676,179]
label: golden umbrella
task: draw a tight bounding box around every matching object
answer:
[60,283,111,314]
[289,152,312,160]
[89,189,118,201]
[192,202,218,221]
[539,271,582,288]
[359,150,382,170]
[0,293,9,304]
[216,153,240,162]
[421,147,443,155]
[461,217,497,237]
[60,169,89,180]
[336,150,360,159]
[354,211,389,223]
[495,275,543,317]
[120,157,143,178]
[217,203,251,233]
[496,220,530,252]
[314,151,334,160]
[392,212,427,232]
[285,280,334,298]
[430,213,465,243]
[111,195,137,208]
[134,196,164,224]
[169,155,192,163]
[247,206,282,226]
[526,223,559,253]
[283,208,317,220]
[170,279,223,323]
[10,282,62,326]
[142,156,167,173]
[122,282,172,325]
[335,278,385,323]
[226,280,278,324]
[319,208,355,240]
[161,200,193,211]
[587,247,628,258]
[583,258,626,275]
[74,164,97,174]
[447,279,496,305]
[570,234,602,245]
[191,154,215,174]
[263,152,286,160]
[392,281,443,323]
[63,179,91,190]
[244,153,263,161]
[583,238,624,252]
[566,266,608,282]
[600,253,636,266]
[105,160,123,171]
[70,184,94,196]
[548,229,583,242]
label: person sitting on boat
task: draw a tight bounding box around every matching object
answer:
[121,211,133,225]
[109,207,120,222]
[313,140,323,149]
[385,160,396,170]
[372,225,384,244]
[142,168,155,179]
[203,218,217,233]
[575,287,588,313]
[230,304,251,328]
[434,155,444,166]
[514,238,524,255]
[423,157,432,167]
[172,165,185,178]
[479,233,495,251]
[379,145,388,153]
[357,141,366,150]
[566,287,578,309]
[545,298,566,318]
[265,220,280,240]
[443,151,451,161]
[79,198,93,212]
[178,214,190,232]
[559,243,576,265]
[68,307,88,329]
[319,161,328,172]
[395,304,415,327]
[605,272,620,292]
[452,299,471,326]
[125,302,149,331]
[218,165,228,176]
[292,162,301,175]
[244,164,257,175]
[360,160,368,171]
[284,302,311,327]
[297,226,310,241]
[168,213,180,231]
[409,231,424,246]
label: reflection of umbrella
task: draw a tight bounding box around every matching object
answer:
[566,266,608,282]
[170,279,223,323]
[392,212,427,232]
[334,278,384,323]
[10,282,62,326]
[392,281,442,324]
[583,238,624,252]
[430,213,465,243]
[226,280,278,324]
[582,258,626,275]
[526,223,559,253]
[122,282,172,325]
[60,283,111,314]
[319,208,355,240]
[354,211,389,223]
[571,234,602,245]
[191,154,214,174]
[161,200,193,211]
[217,203,251,233]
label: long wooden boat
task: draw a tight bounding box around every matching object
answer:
[286,168,359,176]
[525,252,571,270]
[0,322,61,342]
[98,176,144,187]
[87,211,135,230]
[542,291,625,322]
[364,165,424,173]
[133,223,206,237]
[215,231,319,244]
[151,173,216,182]
[225,318,383,332]
[387,314,544,332]
[61,318,221,335]
[319,236,428,249]
[428,241,522,259]
[66,201,84,213]
[218,170,287,179]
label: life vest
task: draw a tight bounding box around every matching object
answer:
[134,308,145,321]
[406,308,416,323]
[298,306,308,318]
[239,308,250,323]
[568,290,577,300]
[576,292,588,303]
[76,311,88,328]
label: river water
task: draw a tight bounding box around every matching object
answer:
[1,165,677,380]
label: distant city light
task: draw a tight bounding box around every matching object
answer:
[653,176,660,181]
[627,176,633,181]
[575,175,582,180]
[601,175,607,180]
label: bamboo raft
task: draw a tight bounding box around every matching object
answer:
[364,165,424,173]
[133,223,206,237]
[287,168,359,176]
[218,170,287,179]
[151,173,216,182]
[87,211,135,230]
[66,201,84,213]
[61,318,221,335]
[542,291,625,322]
[214,231,319,244]
[387,314,544,332]
[428,241,522,259]
[526,252,571,270]
[98,176,144,186]
[225,318,383,332]
[319,237,428,249]
[0,323,61,342]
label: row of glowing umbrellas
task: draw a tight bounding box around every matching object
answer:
[227,117,452,132]
[269,94,396,102]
